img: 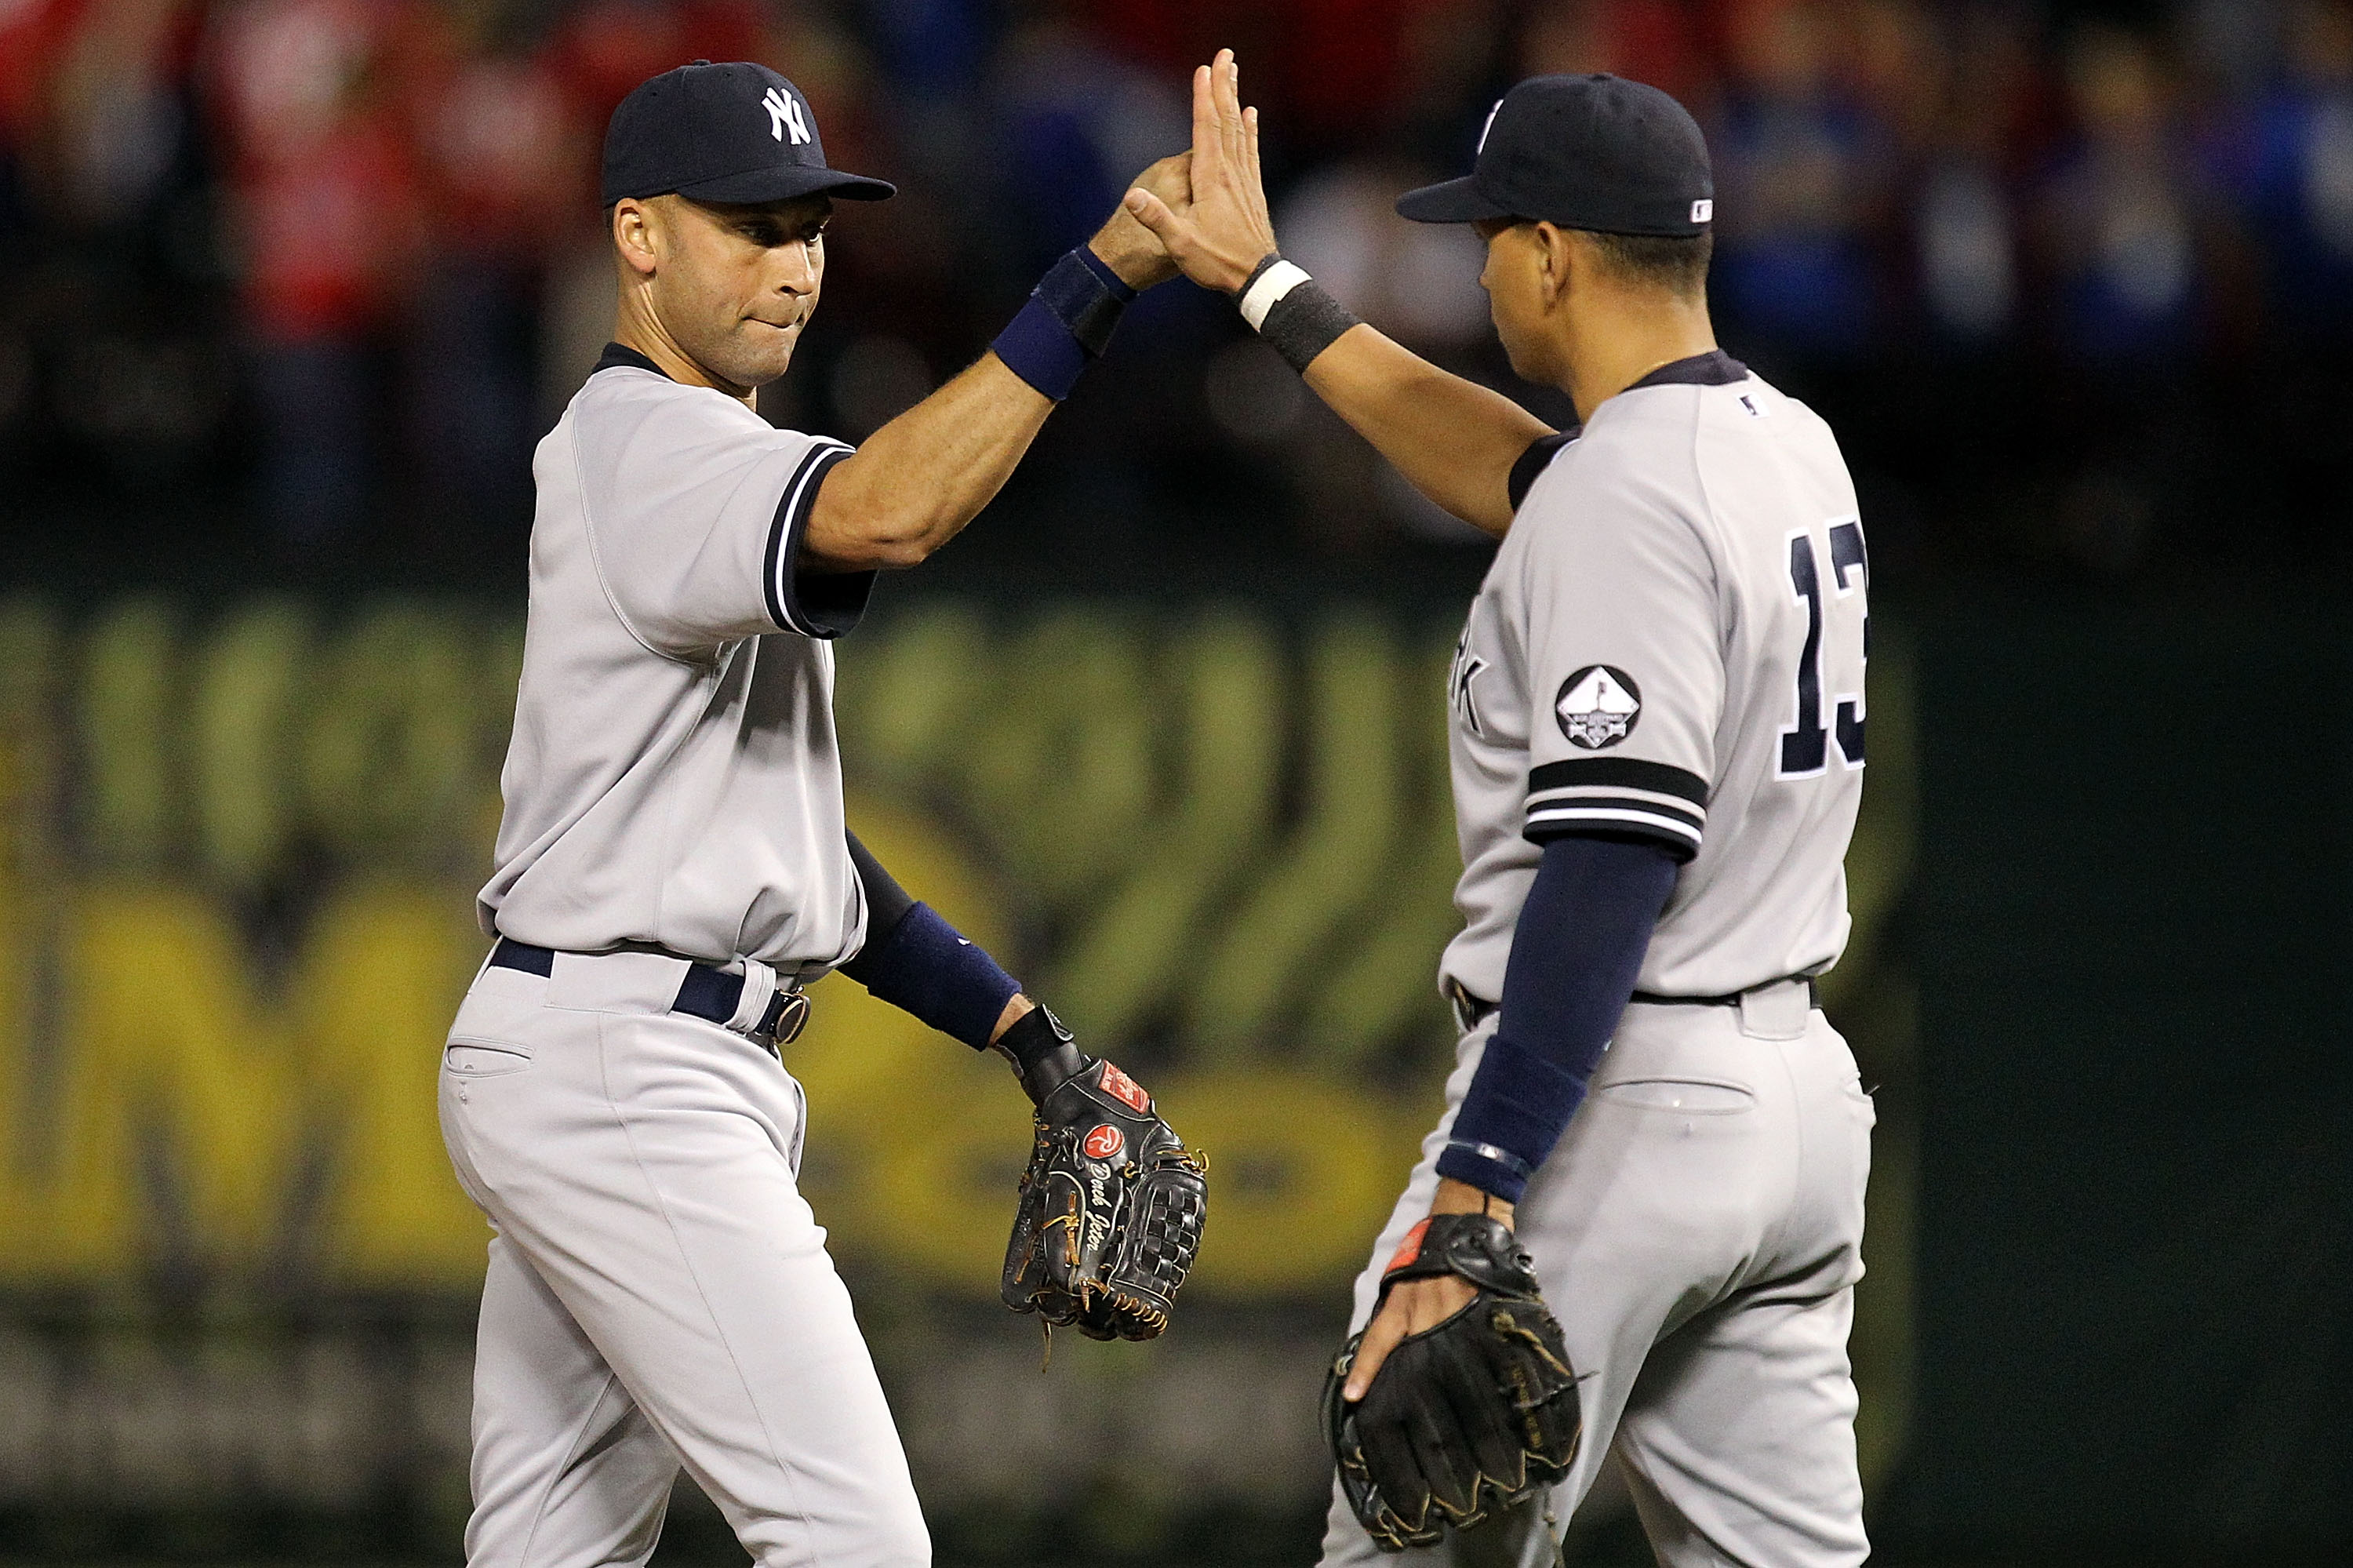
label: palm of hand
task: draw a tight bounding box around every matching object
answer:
[1125,49,1280,294]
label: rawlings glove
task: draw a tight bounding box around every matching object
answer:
[1323,1213,1581,1550]
[996,1006,1207,1341]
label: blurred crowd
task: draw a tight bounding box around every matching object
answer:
[4,0,2351,578]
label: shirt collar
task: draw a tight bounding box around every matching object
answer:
[595,341,671,379]
[1624,349,1748,391]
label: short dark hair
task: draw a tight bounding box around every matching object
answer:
[1578,228,1712,299]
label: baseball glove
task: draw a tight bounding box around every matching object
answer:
[1001,1035,1207,1343]
[1323,1213,1581,1551]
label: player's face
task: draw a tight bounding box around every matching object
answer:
[649,195,831,391]
[1474,219,1558,385]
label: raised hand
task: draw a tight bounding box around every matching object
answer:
[1122,49,1278,294]
[1088,151,1195,291]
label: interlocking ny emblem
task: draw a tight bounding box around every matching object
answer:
[762,85,810,146]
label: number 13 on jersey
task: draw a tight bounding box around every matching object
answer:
[1777,517,1867,779]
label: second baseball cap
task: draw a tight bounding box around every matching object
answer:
[1396,74,1711,236]
[602,60,895,207]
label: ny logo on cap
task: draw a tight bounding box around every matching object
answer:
[762,85,811,146]
[1477,97,1502,154]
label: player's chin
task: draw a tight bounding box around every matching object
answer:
[716,324,802,388]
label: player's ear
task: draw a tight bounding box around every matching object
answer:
[1533,221,1572,309]
[613,198,660,277]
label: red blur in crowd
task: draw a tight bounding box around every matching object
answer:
[4,0,2351,565]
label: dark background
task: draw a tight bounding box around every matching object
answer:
[3,0,2351,1564]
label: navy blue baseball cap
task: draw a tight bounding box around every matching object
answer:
[602,60,894,207]
[1397,74,1711,236]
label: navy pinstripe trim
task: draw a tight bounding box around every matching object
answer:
[1626,349,1749,390]
[1507,429,1579,511]
[1524,803,1701,861]
[1526,757,1708,861]
[593,342,668,378]
[762,441,867,638]
[1526,802,1701,842]
[1528,794,1704,832]
[1529,757,1707,804]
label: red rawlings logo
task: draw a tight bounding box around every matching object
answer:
[1098,1061,1151,1114]
[1083,1124,1126,1161]
[1384,1218,1432,1277]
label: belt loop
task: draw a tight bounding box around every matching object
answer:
[1737,978,1810,1041]
[726,958,779,1036]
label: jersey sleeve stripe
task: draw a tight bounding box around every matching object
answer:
[763,441,871,638]
[1527,757,1708,806]
[1526,793,1703,832]
[1523,802,1702,860]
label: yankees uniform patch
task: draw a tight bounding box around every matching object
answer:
[1554,665,1641,748]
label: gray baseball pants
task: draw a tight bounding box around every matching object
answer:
[1318,980,1873,1568]
[438,951,929,1568]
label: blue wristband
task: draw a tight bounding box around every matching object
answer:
[990,246,1136,402]
[842,900,1021,1050]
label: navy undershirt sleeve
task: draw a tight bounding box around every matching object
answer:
[1437,835,1679,1202]
[837,831,1021,1050]
[842,831,915,947]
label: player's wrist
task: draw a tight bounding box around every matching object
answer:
[1086,226,1166,293]
[991,1002,1085,1106]
[991,246,1139,402]
[1431,1175,1516,1229]
[1234,253,1361,375]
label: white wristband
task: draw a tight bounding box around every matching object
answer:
[1238,260,1312,332]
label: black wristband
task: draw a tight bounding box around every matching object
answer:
[1258,278,1360,374]
[995,1004,1086,1105]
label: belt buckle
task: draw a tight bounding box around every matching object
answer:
[1446,980,1487,1035]
[766,989,810,1048]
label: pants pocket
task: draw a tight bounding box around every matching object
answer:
[1596,1077,1756,1115]
[785,1072,809,1176]
[446,1038,535,1078]
[1844,1076,1877,1130]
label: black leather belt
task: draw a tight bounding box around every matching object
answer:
[1631,977,1818,1010]
[489,938,809,1048]
[1448,975,1818,1033]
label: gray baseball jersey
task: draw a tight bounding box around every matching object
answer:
[478,345,877,973]
[1439,351,1867,1003]
[1321,350,1875,1568]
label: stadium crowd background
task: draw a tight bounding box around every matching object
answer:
[2,0,2351,584]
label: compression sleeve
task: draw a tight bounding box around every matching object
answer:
[1436,835,1679,1202]
[844,830,915,948]
[838,831,1022,1050]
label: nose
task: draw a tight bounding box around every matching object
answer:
[777,238,819,294]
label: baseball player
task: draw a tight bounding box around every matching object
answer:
[1127,59,1874,1567]
[440,61,1204,1568]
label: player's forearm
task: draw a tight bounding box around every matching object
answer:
[802,209,1173,572]
[1303,327,1552,538]
[1439,835,1677,1201]
[799,358,1053,570]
